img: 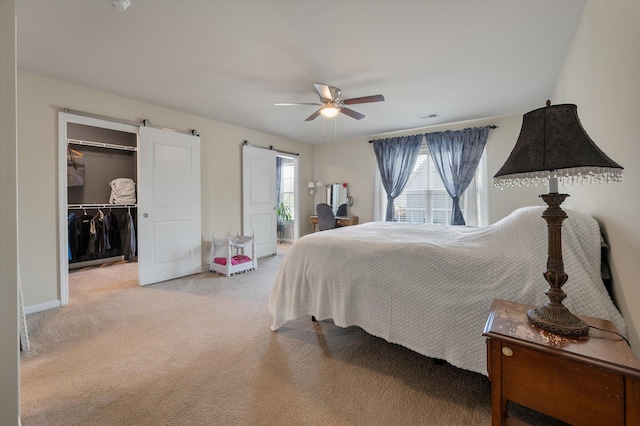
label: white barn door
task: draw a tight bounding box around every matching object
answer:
[138,127,201,286]
[242,145,277,258]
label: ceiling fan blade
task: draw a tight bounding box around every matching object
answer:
[274,102,320,106]
[314,83,334,102]
[342,94,385,105]
[340,107,365,120]
[305,109,322,121]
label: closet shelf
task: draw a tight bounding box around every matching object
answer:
[68,203,137,209]
[67,138,137,152]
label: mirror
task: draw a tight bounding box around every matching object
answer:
[326,183,348,216]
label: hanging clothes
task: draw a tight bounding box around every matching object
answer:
[106,211,122,253]
[86,216,98,257]
[78,212,91,260]
[102,211,112,252]
[67,213,80,260]
[68,207,133,264]
[96,209,106,254]
[123,211,137,262]
[68,212,90,261]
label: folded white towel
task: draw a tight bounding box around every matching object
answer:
[109,178,136,204]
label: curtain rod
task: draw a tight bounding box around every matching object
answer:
[242,140,299,156]
[63,108,200,137]
[368,125,498,143]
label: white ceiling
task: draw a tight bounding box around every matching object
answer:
[15,0,586,144]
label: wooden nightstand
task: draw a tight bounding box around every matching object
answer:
[483,299,640,426]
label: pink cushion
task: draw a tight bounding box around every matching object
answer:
[213,255,252,266]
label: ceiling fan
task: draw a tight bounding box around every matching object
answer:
[275,83,385,121]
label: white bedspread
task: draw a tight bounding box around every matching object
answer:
[269,206,625,375]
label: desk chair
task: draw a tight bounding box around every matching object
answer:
[316,203,336,231]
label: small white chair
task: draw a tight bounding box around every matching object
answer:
[209,232,258,276]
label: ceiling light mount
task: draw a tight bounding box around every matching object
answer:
[109,0,131,11]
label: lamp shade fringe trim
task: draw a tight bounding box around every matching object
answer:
[493,166,623,189]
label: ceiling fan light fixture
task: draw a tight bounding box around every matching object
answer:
[320,106,340,118]
[275,84,384,122]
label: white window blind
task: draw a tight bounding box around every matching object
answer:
[385,142,486,226]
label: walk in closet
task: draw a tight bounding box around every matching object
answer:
[66,122,138,269]
[59,111,202,305]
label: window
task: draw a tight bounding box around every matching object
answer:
[279,160,295,221]
[390,143,485,226]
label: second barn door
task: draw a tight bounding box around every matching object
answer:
[242,144,277,258]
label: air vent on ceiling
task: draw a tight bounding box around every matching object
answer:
[418,113,440,120]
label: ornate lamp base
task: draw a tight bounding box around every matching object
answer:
[529,192,590,338]
[527,304,589,337]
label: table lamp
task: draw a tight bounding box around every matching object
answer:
[494,101,623,337]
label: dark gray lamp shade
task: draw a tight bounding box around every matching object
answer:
[494,103,623,188]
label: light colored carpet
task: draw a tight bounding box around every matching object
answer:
[20,253,558,425]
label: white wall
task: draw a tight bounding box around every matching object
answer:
[312,113,543,225]
[0,0,21,423]
[310,135,377,224]
[551,0,640,355]
[17,71,313,309]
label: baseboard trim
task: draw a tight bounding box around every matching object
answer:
[25,300,61,315]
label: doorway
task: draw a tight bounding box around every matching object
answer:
[276,154,298,247]
[241,144,299,258]
[58,113,139,305]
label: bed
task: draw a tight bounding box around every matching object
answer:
[269,206,625,376]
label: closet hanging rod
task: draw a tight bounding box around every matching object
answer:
[68,203,137,210]
[62,108,199,137]
[67,138,137,152]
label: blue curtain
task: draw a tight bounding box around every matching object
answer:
[425,126,491,225]
[275,157,282,205]
[373,135,423,221]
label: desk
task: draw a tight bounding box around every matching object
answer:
[483,299,640,426]
[309,215,359,232]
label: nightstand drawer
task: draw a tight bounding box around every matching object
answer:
[501,342,625,425]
